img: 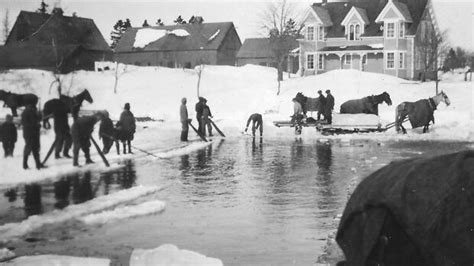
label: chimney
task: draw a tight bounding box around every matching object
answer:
[52,7,63,16]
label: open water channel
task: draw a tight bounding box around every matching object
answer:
[0,136,470,265]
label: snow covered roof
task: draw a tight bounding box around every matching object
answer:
[115,22,238,52]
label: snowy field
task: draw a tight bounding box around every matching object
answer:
[0,65,472,264]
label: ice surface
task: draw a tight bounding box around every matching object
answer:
[5,255,110,265]
[130,244,223,266]
[0,186,162,242]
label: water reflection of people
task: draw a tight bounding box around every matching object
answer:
[180,154,190,171]
[72,172,93,204]
[54,177,71,209]
[24,183,42,216]
[315,142,334,202]
[118,160,136,189]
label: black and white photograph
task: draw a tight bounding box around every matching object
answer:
[0,0,472,265]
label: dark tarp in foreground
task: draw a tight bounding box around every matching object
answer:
[336,150,474,266]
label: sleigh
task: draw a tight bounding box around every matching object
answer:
[273,113,389,135]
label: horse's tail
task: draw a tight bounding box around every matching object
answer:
[395,103,405,132]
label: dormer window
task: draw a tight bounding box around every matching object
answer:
[348,23,361,40]
[307,26,315,40]
[399,22,405,38]
[386,22,395,38]
[318,26,325,41]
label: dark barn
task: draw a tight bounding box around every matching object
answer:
[114,22,242,68]
[0,9,112,73]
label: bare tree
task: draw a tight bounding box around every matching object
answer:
[2,9,10,44]
[195,64,205,98]
[260,0,302,95]
[417,20,448,93]
[113,62,129,94]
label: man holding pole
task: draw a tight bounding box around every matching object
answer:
[180,97,192,141]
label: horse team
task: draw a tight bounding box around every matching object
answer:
[295,90,450,133]
[0,89,136,169]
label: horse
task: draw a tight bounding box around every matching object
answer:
[42,98,67,129]
[0,90,39,116]
[340,92,392,115]
[294,92,321,115]
[59,89,93,121]
[395,91,450,134]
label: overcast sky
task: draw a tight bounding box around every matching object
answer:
[1,0,473,51]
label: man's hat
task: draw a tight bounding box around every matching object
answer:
[325,89,331,93]
[317,90,322,93]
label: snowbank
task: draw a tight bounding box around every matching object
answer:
[130,244,223,266]
[0,186,162,242]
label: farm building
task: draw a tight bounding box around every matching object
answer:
[0,8,112,73]
[114,22,242,68]
[236,38,299,73]
[299,0,438,79]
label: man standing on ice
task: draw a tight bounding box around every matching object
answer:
[71,112,105,166]
[117,103,136,154]
[180,97,191,141]
[325,90,335,124]
[317,90,326,121]
[0,114,17,157]
[201,99,213,137]
[21,104,44,169]
[51,100,72,159]
[195,97,205,135]
[244,113,263,137]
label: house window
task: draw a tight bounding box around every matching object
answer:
[307,54,315,69]
[259,62,267,66]
[399,22,405,38]
[345,54,352,65]
[348,23,361,40]
[386,52,395,69]
[307,26,315,41]
[349,24,355,40]
[362,54,367,64]
[399,52,405,69]
[318,54,324,70]
[355,24,361,39]
[386,22,395,38]
[318,26,324,41]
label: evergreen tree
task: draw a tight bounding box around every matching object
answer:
[189,16,204,24]
[156,18,164,26]
[443,48,457,70]
[37,0,49,14]
[142,19,149,27]
[110,18,132,49]
[174,15,186,25]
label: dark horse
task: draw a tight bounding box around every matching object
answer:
[0,90,39,116]
[340,92,392,115]
[294,92,321,115]
[395,91,450,134]
[43,89,93,129]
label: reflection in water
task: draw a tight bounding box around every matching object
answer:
[54,178,71,209]
[315,142,335,210]
[117,160,137,189]
[24,184,42,216]
[72,172,93,204]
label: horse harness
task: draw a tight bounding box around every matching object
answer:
[427,97,437,111]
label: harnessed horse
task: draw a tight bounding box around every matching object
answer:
[43,89,93,129]
[294,92,321,115]
[340,92,392,115]
[0,90,39,116]
[395,91,450,134]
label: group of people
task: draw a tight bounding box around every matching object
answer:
[180,97,214,141]
[0,101,136,169]
[293,89,335,125]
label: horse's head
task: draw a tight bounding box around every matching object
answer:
[383,92,392,106]
[82,89,93,104]
[440,91,451,106]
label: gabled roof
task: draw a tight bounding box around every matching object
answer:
[341,6,370,26]
[375,0,413,23]
[0,44,80,68]
[114,22,237,52]
[310,0,428,38]
[236,38,274,59]
[6,11,111,52]
[311,6,333,26]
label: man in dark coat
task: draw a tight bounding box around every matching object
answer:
[201,99,213,136]
[117,103,136,154]
[180,97,191,141]
[98,111,116,154]
[0,114,17,157]
[21,104,44,169]
[71,112,104,166]
[244,113,263,137]
[325,90,335,124]
[317,90,326,121]
[195,97,205,135]
[50,99,72,159]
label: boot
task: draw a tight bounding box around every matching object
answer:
[128,141,132,154]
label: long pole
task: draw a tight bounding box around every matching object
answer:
[90,136,110,167]
[209,119,225,137]
[188,121,208,142]
[41,139,57,165]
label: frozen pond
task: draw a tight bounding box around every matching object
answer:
[1,137,470,265]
